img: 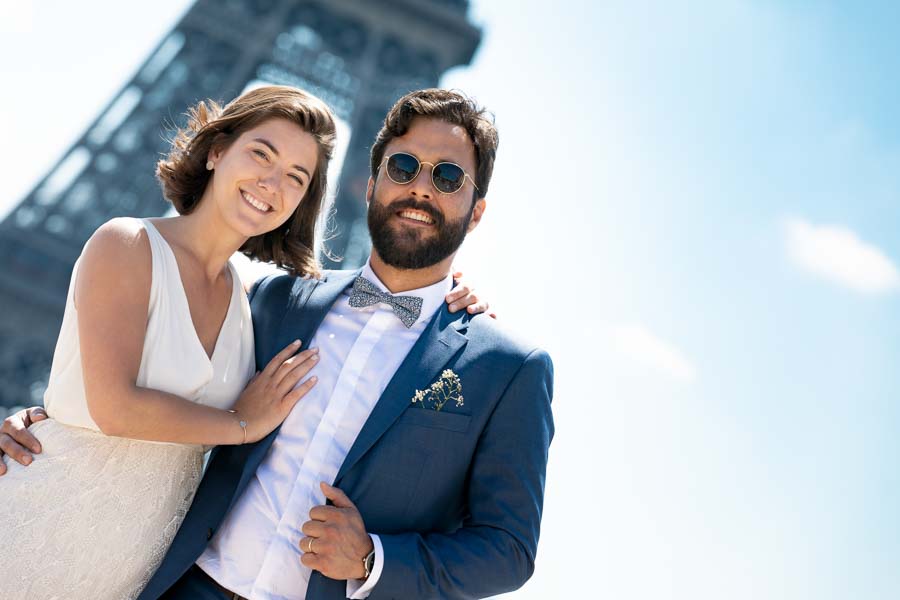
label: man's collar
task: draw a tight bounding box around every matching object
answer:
[359,259,452,326]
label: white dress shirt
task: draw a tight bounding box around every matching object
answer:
[196,262,452,600]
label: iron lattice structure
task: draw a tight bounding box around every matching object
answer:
[0,0,480,411]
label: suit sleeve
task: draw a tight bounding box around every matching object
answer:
[370,348,555,600]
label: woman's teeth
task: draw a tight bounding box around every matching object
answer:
[242,191,271,213]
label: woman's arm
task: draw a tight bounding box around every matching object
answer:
[74,219,315,446]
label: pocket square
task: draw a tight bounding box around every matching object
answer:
[411,369,464,412]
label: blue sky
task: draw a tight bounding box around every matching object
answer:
[1,1,898,598]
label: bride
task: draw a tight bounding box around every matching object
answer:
[0,85,333,600]
[0,85,485,600]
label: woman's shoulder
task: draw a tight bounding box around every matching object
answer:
[79,218,153,284]
[89,217,150,248]
[69,218,155,314]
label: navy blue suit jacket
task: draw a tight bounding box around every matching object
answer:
[139,269,554,600]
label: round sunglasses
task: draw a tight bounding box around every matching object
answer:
[380,152,479,195]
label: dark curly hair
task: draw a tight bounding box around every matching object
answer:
[370,89,499,202]
[156,85,336,277]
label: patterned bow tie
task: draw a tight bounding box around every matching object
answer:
[348,276,424,328]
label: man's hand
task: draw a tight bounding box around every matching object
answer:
[0,406,48,475]
[299,482,374,580]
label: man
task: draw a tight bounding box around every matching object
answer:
[0,89,554,599]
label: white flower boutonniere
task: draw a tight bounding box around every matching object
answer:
[411,369,464,412]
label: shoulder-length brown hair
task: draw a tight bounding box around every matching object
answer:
[156,85,336,277]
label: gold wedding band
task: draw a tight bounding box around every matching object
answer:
[307,538,315,553]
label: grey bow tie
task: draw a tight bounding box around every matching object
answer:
[348,276,424,328]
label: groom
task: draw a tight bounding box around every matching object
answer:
[1,89,554,600]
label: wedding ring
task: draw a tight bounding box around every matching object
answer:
[307,538,315,553]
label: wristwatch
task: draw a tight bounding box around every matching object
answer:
[363,547,376,579]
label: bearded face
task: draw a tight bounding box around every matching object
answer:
[366,191,475,270]
[365,117,485,271]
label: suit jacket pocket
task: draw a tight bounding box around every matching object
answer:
[398,407,472,432]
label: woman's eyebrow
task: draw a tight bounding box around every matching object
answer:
[253,137,311,177]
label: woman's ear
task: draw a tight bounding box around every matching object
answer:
[207,146,223,165]
[207,134,230,165]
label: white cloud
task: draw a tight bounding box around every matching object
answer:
[612,324,697,383]
[784,217,900,294]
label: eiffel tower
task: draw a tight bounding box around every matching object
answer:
[0,0,481,413]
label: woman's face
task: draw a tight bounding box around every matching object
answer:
[206,117,320,237]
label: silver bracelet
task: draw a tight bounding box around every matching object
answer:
[227,409,248,444]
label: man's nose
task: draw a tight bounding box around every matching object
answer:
[407,165,433,200]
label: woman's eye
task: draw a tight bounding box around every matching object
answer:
[289,174,305,186]
[253,149,269,160]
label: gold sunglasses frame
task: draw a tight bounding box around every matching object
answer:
[379,152,480,195]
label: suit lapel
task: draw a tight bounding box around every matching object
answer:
[265,269,361,364]
[334,305,469,485]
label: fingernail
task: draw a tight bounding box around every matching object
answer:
[311,354,319,361]
[22,455,32,465]
[293,339,301,346]
[34,408,46,415]
[311,376,318,382]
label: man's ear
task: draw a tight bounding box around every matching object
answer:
[467,198,487,233]
[365,177,375,204]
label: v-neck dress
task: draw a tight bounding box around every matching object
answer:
[0,218,255,600]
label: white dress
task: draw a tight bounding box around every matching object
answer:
[0,218,255,600]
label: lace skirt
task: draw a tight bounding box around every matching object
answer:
[0,418,204,600]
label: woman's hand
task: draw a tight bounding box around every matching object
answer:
[231,340,319,443]
[446,270,497,319]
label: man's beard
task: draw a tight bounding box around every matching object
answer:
[367,193,474,270]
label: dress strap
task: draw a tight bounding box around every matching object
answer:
[138,218,167,317]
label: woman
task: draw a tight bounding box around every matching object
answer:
[0,85,485,599]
